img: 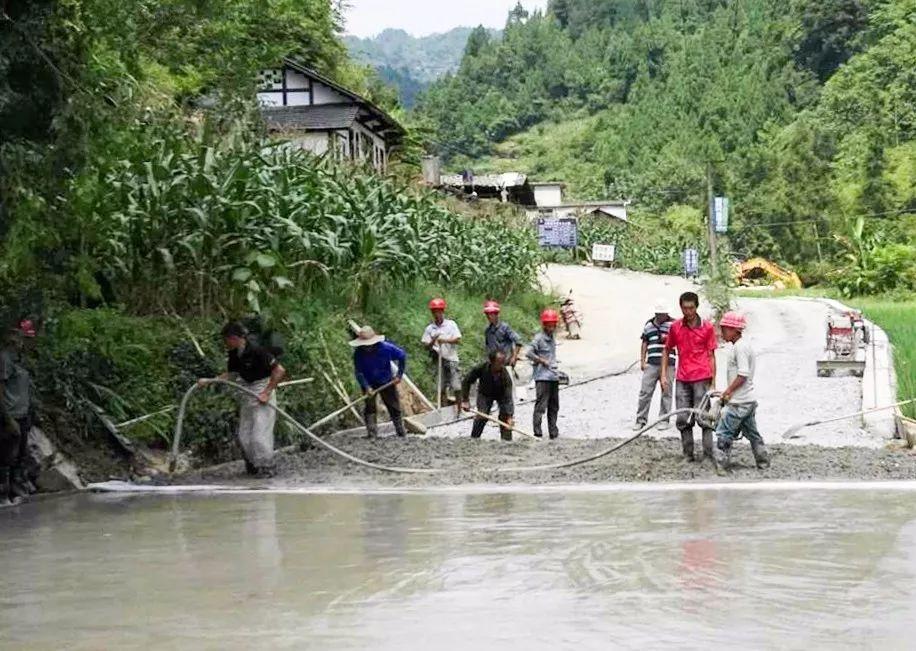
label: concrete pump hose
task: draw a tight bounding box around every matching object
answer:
[170,379,443,475]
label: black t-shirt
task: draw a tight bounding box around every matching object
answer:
[228,343,277,383]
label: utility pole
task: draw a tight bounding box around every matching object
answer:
[706,162,718,272]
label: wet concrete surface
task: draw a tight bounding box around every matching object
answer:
[181,435,916,490]
[3,489,916,649]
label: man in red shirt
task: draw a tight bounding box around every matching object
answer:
[661,292,718,461]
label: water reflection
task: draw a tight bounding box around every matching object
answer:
[2,489,916,649]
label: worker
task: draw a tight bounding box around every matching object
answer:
[661,292,718,462]
[528,309,561,439]
[714,312,769,471]
[0,320,37,504]
[421,298,462,411]
[634,299,676,431]
[351,326,407,439]
[483,300,522,367]
[461,351,514,441]
[198,322,286,476]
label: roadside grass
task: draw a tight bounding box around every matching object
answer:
[735,287,915,418]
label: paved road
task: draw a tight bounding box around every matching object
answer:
[433,265,876,448]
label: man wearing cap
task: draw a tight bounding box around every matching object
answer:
[198,322,286,476]
[715,312,769,471]
[351,326,407,438]
[528,309,562,439]
[634,300,676,431]
[661,292,718,462]
[421,298,462,411]
[483,301,523,368]
[461,351,515,441]
[0,320,38,504]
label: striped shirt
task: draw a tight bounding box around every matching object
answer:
[642,317,676,366]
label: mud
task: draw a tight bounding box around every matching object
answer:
[180,434,916,489]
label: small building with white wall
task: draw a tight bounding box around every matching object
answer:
[257,58,404,173]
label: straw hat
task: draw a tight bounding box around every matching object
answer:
[349,326,386,347]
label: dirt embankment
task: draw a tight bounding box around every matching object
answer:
[180,434,916,489]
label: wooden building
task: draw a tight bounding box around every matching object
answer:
[257,58,404,172]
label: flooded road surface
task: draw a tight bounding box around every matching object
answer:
[4,486,916,649]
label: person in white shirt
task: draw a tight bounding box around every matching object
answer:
[421,298,462,411]
[714,311,769,471]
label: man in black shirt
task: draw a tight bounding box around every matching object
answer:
[461,351,515,441]
[199,322,286,476]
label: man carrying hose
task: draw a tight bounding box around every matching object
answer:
[198,322,285,476]
[483,301,522,368]
[421,298,462,413]
[461,351,514,441]
[351,326,407,439]
[714,312,769,471]
[528,309,562,439]
[661,292,717,462]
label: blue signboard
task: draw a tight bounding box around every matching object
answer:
[683,248,700,277]
[714,197,729,234]
[537,218,578,249]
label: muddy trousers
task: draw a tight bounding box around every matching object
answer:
[471,393,514,441]
[364,385,406,438]
[533,381,560,439]
[236,379,277,474]
[675,379,714,460]
[636,364,674,425]
[0,416,28,500]
[715,402,769,468]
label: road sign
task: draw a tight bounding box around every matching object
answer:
[683,248,700,277]
[591,244,616,262]
[537,218,578,249]
[714,197,729,234]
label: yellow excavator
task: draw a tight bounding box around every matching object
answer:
[735,257,803,289]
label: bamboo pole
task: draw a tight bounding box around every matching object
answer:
[466,407,539,441]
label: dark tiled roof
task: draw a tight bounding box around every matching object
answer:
[262,104,360,131]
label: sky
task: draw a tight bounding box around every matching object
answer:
[343,0,548,38]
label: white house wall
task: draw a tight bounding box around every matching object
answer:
[293,132,330,156]
[312,81,348,105]
[534,185,564,208]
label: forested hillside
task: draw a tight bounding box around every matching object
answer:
[0,1,545,475]
[417,0,916,290]
[345,27,498,106]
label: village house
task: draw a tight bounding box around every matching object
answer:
[257,58,405,173]
[526,181,628,223]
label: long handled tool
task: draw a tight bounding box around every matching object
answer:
[466,408,539,441]
[437,351,443,411]
[781,398,916,439]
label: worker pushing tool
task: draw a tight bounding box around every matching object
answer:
[634,299,676,431]
[461,350,515,441]
[483,300,523,369]
[199,322,286,476]
[714,312,770,471]
[421,298,462,415]
[528,309,562,439]
[351,326,407,439]
[661,292,718,462]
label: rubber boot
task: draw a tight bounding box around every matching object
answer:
[701,430,715,461]
[680,430,695,461]
[9,467,30,500]
[752,441,770,469]
[0,467,15,506]
[365,414,379,439]
[713,445,730,476]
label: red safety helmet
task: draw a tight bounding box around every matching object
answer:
[428,298,447,311]
[483,300,501,315]
[540,309,560,325]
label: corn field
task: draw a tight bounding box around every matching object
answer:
[71,136,543,315]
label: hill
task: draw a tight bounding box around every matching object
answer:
[345,27,499,106]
